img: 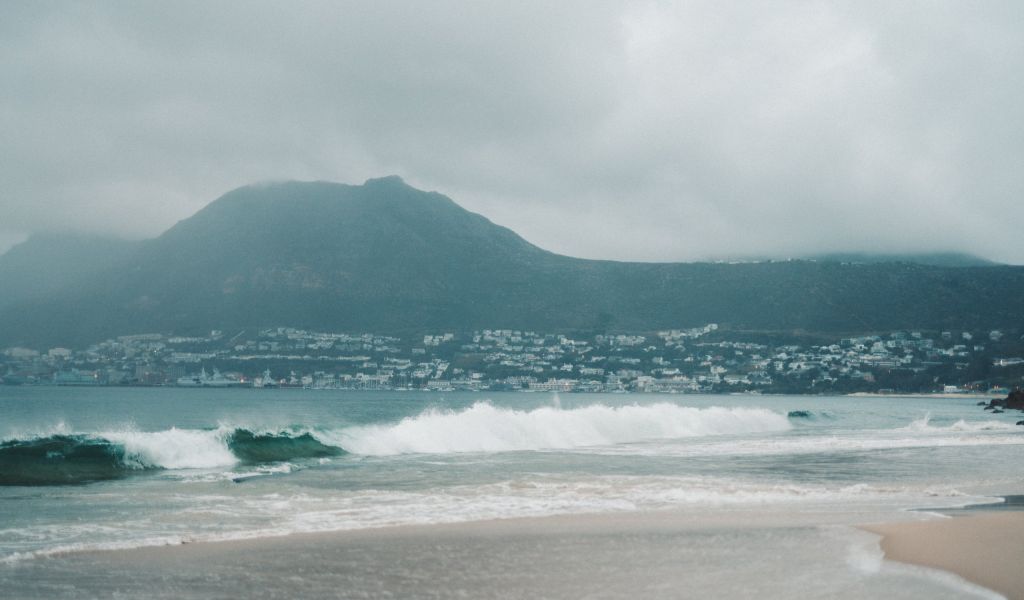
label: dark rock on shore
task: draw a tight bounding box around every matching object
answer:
[1005,390,1024,410]
[982,390,1024,412]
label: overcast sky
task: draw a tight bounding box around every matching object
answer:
[2,1,1022,263]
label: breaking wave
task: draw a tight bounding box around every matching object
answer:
[0,435,137,486]
[227,430,344,464]
[0,403,790,485]
[0,428,346,486]
[5,404,1020,486]
[332,402,791,455]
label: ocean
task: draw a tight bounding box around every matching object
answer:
[1,387,1022,598]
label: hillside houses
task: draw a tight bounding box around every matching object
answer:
[3,325,1022,394]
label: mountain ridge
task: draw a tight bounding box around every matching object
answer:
[1,177,1022,348]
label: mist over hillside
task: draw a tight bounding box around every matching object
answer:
[0,233,139,311]
[1,177,1022,348]
[803,252,998,268]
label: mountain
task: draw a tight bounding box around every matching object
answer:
[1,176,1023,348]
[0,233,140,311]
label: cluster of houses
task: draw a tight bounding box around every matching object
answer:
[2,324,1022,394]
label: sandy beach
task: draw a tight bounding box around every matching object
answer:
[863,512,1024,599]
[3,508,1010,599]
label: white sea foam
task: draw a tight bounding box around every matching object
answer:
[584,432,1024,458]
[1,475,994,564]
[899,414,1020,433]
[580,413,1024,458]
[102,427,238,469]
[0,420,73,443]
[330,402,791,455]
[3,403,791,470]
[7,407,1018,468]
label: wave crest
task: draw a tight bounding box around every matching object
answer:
[334,402,791,456]
[0,435,134,486]
[0,427,346,486]
[227,430,345,463]
[0,403,793,484]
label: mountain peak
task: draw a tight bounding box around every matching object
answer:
[363,175,407,187]
[1,177,1022,348]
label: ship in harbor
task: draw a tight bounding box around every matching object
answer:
[175,367,243,387]
[254,369,278,388]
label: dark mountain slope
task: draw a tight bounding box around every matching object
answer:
[0,233,140,310]
[1,176,1022,348]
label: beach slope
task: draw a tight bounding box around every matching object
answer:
[863,512,1024,599]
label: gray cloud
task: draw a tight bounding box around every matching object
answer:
[2,1,1022,262]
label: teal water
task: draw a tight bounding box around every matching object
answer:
[1,388,1022,597]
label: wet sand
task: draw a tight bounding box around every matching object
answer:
[863,512,1024,599]
[1,509,995,600]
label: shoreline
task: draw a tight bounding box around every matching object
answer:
[862,511,1024,599]
[1,385,1000,397]
[846,392,995,399]
[0,508,920,599]
[5,505,1021,598]
[14,507,873,563]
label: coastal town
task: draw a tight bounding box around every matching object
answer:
[2,324,1022,395]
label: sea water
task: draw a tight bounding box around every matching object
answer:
[0,387,1021,597]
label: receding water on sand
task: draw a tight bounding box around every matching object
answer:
[1,388,1022,598]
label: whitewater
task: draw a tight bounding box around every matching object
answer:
[1,387,1022,598]
[0,403,791,483]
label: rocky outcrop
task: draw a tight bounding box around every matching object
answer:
[984,390,1024,412]
[1006,390,1024,410]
